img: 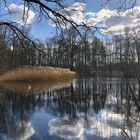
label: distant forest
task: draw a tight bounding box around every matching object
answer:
[0,26,140,77]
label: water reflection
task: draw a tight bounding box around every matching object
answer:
[0,77,139,140]
[0,79,73,94]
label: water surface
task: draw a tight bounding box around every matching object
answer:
[0,77,139,140]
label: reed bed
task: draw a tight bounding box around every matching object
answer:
[0,66,76,81]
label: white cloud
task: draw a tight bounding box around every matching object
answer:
[8,3,35,25]
[49,2,86,27]
[86,6,140,35]
[49,2,117,29]
[49,2,140,35]
[102,6,140,35]
[85,8,117,27]
[70,2,86,11]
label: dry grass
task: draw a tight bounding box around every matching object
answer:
[0,66,76,82]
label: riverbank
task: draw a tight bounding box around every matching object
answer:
[0,66,76,81]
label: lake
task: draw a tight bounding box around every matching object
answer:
[0,77,139,140]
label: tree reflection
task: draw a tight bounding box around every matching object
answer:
[0,78,139,139]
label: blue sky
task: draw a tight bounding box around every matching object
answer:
[30,0,106,41]
[1,0,140,41]
[29,0,124,40]
[30,0,140,41]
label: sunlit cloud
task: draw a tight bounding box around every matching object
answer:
[49,2,86,28]
[7,3,35,25]
[49,2,140,35]
[49,2,117,29]
[102,6,140,35]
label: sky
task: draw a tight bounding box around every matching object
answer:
[31,0,105,40]
[1,0,140,41]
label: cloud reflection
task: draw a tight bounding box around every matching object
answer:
[0,121,35,140]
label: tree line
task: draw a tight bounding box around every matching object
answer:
[0,26,140,77]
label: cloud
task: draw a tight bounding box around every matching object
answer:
[85,8,117,27]
[49,2,117,29]
[8,3,35,25]
[49,2,140,35]
[102,6,140,35]
[49,2,86,27]
[49,2,86,28]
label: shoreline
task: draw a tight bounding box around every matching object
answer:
[0,66,76,82]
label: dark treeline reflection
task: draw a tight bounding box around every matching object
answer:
[0,78,140,140]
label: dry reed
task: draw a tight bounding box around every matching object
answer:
[0,66,76,81]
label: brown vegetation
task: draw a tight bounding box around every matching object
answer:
[0,79,74,94]
[0,66,76,81]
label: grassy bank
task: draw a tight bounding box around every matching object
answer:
[0,66,76,81]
